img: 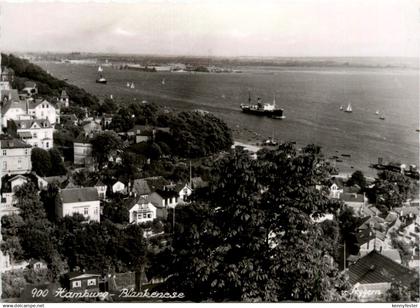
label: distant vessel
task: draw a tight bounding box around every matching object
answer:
[339,105,344,111]
[375,110,380,115]
[96,66,107,84]
[379,114,385,120]
[344,103,352,113]
[126,82,130,87]
[130,82,135,89]
[240,93,285,119]
[161,78,166,85]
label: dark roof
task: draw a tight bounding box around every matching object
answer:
[330,177,345,188]
[0,136,31,149]
[61,90,69,98]
[28,99,53,109]
[24,81,37,88]
[344,185,361,194]
[15,118,51,129]
[60,187,98,203]
[340,193,364,203]
[2,99,27,115]
[348,250,417,287]
[132,179,151,195]
[155,189,179,199]
[69,272,101,280]
[356,227,386,245]
[144,176,169,191]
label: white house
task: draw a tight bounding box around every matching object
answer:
[15,118,54,149]
[112,181,126,194]
[28,99,57,126]
[2,100,28,126]
[150,190,179,209]
[56,187,100,222]
[129,196,157,224]
[329,177,345,199]
[178,183,192,202]
[1,137,32,175]
[94,180,107,200]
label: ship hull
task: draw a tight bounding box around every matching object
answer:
[241,106,285,119]
[96,79,107,84]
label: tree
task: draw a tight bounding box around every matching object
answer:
[31,148,52,177]
[14,183,57,261]
[154,145,348,302]
[347,170,366,190]
[370,170,413,212]
[338,207,360,256]
[48,148,66,176]
[385,281,411,302]
[90,131,122,169]
[99,98,118,115]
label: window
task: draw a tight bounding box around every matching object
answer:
[147,213,151,218]
[46,142,49,148]
[36,264,41,269]
[17,159,22,169]
[33,133,37,138]
[84,208,89,216]
[87,279,96,286]
[94,208,98,216]
[72,280,81,288]
[24,149,28,155]
[143,213,147,218]
[2,150,6,156]
[2,161,6,171]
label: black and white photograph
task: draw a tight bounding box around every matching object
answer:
[0,0,418,305]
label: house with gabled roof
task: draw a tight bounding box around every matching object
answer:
[132,178,151,197]
[329,177,345,199]
[15,118,54,149]
[68,272,101,293]
[94,179,107,200]
[27,99,58,125]
[56,187,100,222]
[129,196,158,224]
[348,250,418,301]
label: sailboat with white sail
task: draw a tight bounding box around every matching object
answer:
[96,66,107,84]
[344,103,352,113]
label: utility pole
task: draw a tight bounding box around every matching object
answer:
[343,240,346,270]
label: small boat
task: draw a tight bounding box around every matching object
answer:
[161,79,166,85]
[344,103,352,113]
[96,66,107,84]
[336,159,343,163]
[375,110,380,115]
[379,114,385,120]
[341,153,351,157]
[126,82,130,87]
[110,94,113,99]
[130,82,135,89]
[339,105,344,111]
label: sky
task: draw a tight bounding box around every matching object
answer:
[0,0,419,57]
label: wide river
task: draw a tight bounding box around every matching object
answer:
[39,62,419,176]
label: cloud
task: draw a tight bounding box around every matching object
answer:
[113,27,136,37]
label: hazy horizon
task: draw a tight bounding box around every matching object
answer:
[1,0,418,58]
